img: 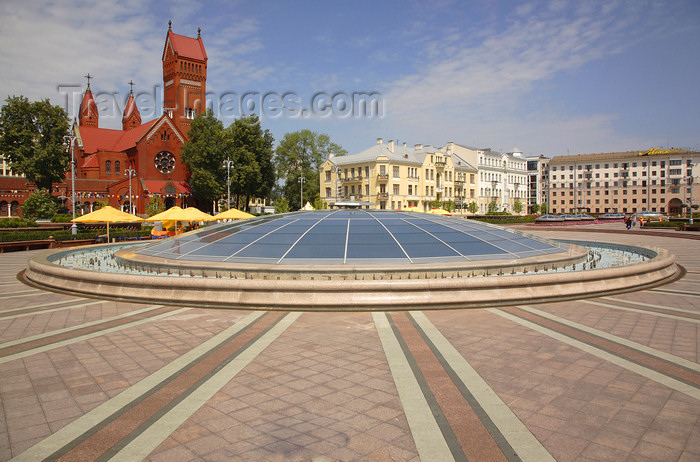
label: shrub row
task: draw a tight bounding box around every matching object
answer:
[0,218,38,228]
[0,226,153,242]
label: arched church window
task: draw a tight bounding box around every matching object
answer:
[115,161,120,175]
[105,160,111,175]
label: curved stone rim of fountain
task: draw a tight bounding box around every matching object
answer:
[23,239,679,311]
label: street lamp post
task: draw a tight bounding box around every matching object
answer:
[689,158,695,225]
[299,176,305,210]
[124,168,136,214]
[62,134,78,235]
[223,158,234,211]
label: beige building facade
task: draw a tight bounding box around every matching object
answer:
[444,142,529,214]
[319,138,477,211]
[547,148,699,215]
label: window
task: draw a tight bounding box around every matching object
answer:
[105,160,111,175]
[393,166,400,178]
[115,161,120,175]
[393,184,399,195]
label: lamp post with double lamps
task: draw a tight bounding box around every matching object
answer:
[62,134,78,235]
[124,168,136,214]
[223,158,234,211]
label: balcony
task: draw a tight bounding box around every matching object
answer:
[435,160,446,167]
[377,174,389,181]
[342,176,363,183]
[377,192,389,200]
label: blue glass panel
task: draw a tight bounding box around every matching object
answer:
[450,242,503,255]
[236,244,290,258]
[284,244,345,259]
[402,243,459,258]
[347,233,395,245]
[393,233,441,244]
[346,244,405,259]
[197,243,248,256]
[297,232,346,245]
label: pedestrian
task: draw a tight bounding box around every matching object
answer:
[625,216,632,229]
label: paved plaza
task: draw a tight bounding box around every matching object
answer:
[1,225,699,461]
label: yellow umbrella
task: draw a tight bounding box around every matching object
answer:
[402,205,424,213]
[212,208,254,220]
[145,206,214,234]
[428,208,452,216]
[71,205,143,240]
[145,206,214,223]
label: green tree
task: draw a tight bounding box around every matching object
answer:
[0,96,70,191]
[487,201,499,214]
[275,197,289,214]
[21,189,58,219]
[531,203,540,214]
[443,200,455,212]
[146,195,165,217]
[274,130,346,210]
[313,197,327,210]
[467,201,478,214]
[181,110,228,210]
[513,200,523,214]
[540,203,547,214]
[227,115,275,211]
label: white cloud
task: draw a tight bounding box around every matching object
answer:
[380,1,665,155]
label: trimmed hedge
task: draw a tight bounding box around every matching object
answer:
[469,216,537,224]
[0,218,38,228]
[0,226,153,242]
[642,221,682,228]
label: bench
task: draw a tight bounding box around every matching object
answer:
[0,240,54,253]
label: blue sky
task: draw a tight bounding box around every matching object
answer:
[1,0,699,157]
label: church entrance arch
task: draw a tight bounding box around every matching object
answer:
[164,197,176,209]
[669,198,683,215]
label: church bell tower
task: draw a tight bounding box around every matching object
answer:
[162,21,207,137]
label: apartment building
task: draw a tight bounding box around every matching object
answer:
[526,155,550,213]
[444,143,529,214]
[547,148,699,215]
[319,138,477,211]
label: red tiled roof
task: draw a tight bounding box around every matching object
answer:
[81,154,99,168]
[80,89,98,118]
[142,180,191,194]
[166,30,207,61]
[77,119,158,154]
[123,94,139,120]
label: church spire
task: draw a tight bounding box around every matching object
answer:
[122,80,141,130]
[79,73,98,128]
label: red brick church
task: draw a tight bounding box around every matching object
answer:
[0,22,207,217]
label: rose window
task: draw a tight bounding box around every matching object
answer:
[154,151,176,174]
